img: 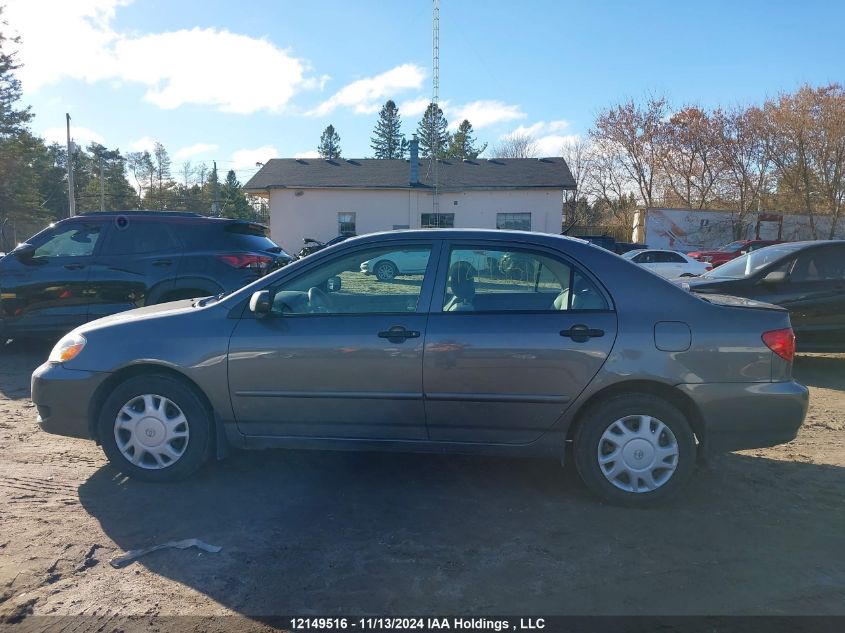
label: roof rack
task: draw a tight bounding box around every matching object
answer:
[78,210,204,217]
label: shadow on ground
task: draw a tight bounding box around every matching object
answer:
[0,339,51,400]
[78,447,845,616]
[794,354,845,391]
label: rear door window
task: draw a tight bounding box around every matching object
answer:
[440,246,609,312]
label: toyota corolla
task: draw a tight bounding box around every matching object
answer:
[31,230,808,506]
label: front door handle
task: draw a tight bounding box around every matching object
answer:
[64,263,85,270]
[152,259,173,267]
[560,324,605,343]
[378,326,421,342]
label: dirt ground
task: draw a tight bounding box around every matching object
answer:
[0,341,843,628]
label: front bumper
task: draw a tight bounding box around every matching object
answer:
[31,361,110,439]
[677,380,809,454]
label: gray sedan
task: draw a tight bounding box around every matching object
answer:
[31,230,808,506]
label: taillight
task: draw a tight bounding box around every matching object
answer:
[762,328,796,362]
[705,264,713,271]
[216,253,273,270]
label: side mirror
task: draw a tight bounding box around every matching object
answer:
[249,290,271,316]
[13,243,36,262]
[761,270,787,284]
[326,276,342,292]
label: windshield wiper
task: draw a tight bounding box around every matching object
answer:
[196,292,226,307]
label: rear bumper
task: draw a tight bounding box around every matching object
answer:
[677,380,809,454]
[31,362,110,439]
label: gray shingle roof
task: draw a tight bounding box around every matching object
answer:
[243,157,575,192]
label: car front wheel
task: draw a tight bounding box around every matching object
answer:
[98,374,211,482]
[574,394,696,506]
[374,260,398,281]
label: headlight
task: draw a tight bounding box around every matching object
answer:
[49,332,87,363]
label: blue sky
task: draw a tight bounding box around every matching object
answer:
[6,0,845,183]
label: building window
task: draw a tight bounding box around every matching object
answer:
[338,212,356,235]
[421,213,455,228]
[392,224,410,230]
[496,212,532,231]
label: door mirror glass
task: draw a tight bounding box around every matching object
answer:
[326,276,342,293]
[249,290,271,316]
[761,270,787,284]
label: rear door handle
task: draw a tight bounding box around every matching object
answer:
[560,324,604,343]
[64,263,85,270]
[152,259,173,267]
[378,326,421,341]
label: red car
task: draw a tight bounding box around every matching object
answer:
[688,239,783,267]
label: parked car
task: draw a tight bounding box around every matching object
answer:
[32,229,808,506]
[296,234,355,259]
[688,239,783,267]
[684,240,845,352]
[361,248,497,281]
[0,211,291,339]
[571,234,648,255]
[622,249,712,278]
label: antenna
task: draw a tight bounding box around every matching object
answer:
[431,0,440,221]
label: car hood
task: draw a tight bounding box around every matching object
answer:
[76,299,200,334]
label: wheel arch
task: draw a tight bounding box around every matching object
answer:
[88,363,219,452]
[564,379,707,453]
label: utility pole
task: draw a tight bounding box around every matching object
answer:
[66,113,77,217]
[212,161,220,216]
[99,156,106,212]
[431,0,440,223]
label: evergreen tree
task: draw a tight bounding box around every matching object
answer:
[416,103,449,158]
[370,100,407,159]
[220,169,255,219]
[445,119,487,160]
[318,124,342,159]
[0,7,32,138]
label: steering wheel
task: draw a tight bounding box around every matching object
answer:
[307,286,334,312]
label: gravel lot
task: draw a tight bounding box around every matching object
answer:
[1,341,843,628]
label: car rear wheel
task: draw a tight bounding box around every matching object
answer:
[574,394,696,506]
[98,374,211,482]
[374,260,398,281]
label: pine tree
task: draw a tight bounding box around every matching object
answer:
[416,103,449,159]
[0,8,32,138]
[220,169,254,219]
[318,124,342,159]
[371,100,407,159]
[446,120,487,160]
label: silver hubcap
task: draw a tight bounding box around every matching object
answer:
[376,263,393,279]
[114,394,190,470]
[597,414,679,493]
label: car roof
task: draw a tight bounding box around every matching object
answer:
[343,228,591,245]
[68,211,268,227]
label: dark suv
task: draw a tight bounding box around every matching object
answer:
[0,211,290,339]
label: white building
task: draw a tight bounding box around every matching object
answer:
[243,147,575,254]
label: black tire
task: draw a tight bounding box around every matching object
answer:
[97,374,211,482]
[574,393,696,507]
[373,260,398,281]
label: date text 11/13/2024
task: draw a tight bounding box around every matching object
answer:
[288,618,546,631]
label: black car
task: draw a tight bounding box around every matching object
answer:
[296,233,356,259]
[685,240,845,352]
[0,211,291,339]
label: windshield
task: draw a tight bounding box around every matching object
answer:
[703,243,803,279]
[621,250,643,260]
[718,241,747,252]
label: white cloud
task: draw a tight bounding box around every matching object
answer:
[173,143,219,161]
[230,146,278,171]
[130,136,156,152]
[446,100,525,130]
[6,0,312,114]
[293,150,320,159]
[399,97,431,118]
[42,125,104,147]
[310,64,426,116]
[501,121,577,156]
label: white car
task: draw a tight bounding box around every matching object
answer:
[361,249,498,281]
[622,249,712,278]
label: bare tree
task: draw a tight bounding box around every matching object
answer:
[714,106,771,238]
[559,137,597,229]
[491,133,538,158]
[584,141,638,228]
[179,160,195,190]
[591,96,667,207]
[658,106,723,209]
